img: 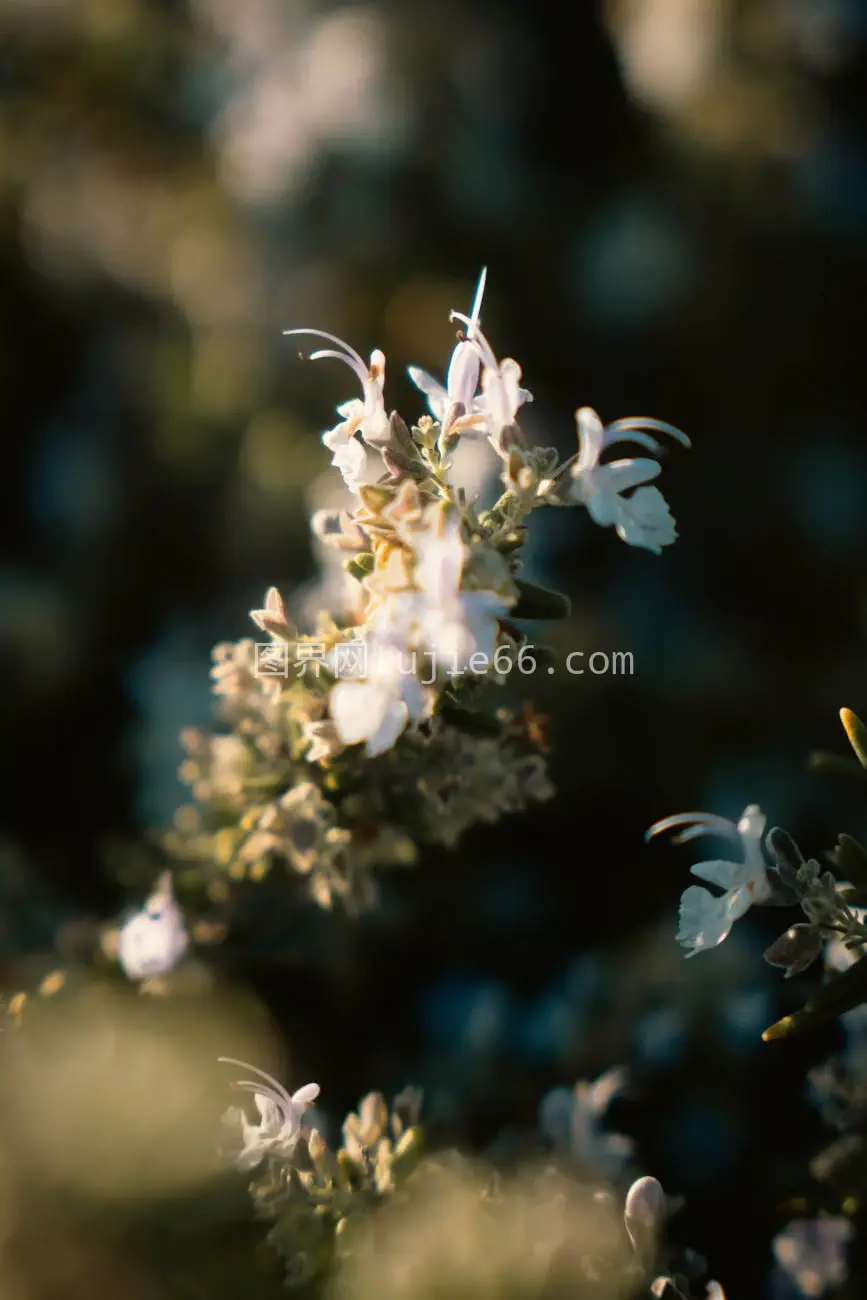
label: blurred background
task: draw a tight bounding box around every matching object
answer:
[1,0,867,1295]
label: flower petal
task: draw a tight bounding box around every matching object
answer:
[689,858,745,891]
[591,458,662,494]
[407,365,448,417]
[291,1082,321,1109]
[676,885,737,955]
[330,680,393,748]
[365,698,409,756]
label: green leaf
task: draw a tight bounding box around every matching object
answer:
[344,553,375,581]
[809,752,867,784]
[438,701,502,737]
[764,954,867,1040]
[841,708,867,767]
[511,579,571,620]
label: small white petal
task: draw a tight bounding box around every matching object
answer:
[330,679,393,748]
[365,698,410,756]
[676,885,737,956]
[737,804,767,841]
[407,365,449,418]
[689,858,745,891]
[591,458,662,495]
[291,1082,321,1109]
[614,485,677,553]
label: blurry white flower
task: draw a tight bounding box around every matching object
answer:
[219,1057,320,1172]
[773,1217,853,1298]
[647,805,772,957]
[407,515,511,673]
[117,871,189,982]
[283,328,389,492]
[539,1066,634,1180]
[329,609,429,757]
[566,408,689,553]
[408,267,489,428]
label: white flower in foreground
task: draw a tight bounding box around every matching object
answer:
[646,805,772,957]
[408,266,489,428]
[329,610,429,757]
[219,1057,320,1172]
[567,407,690,553]
[117,871,189,982]
[408,515,511,673]
[283,328,388,492]
[624,1175,666,1265]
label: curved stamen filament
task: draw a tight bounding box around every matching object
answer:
[466,267,487,339]
[283,328,369,389]
[645,812,741,845]
[606,417,691,450]
[218,1057,295,1115]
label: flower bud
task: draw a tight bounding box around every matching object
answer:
[763,923,824,978]
[624,1175,666,1265]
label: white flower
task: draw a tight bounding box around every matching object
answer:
[116,871,189,982]
[219,1057,320,1172]
[407,267,489,428]
[446,310,533,449]
[773,1218,853,1298]
[406,514,511,673]
[283,328,388,492]
[329,607,428,757]
[539,1066,634,1180]
[646,805,772,957]
[566,408,690,553]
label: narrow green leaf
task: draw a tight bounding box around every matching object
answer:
[511,579,571,620]
[764,954,867,1040]
[841,708,867,767]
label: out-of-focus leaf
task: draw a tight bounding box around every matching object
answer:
[763,924,823,978]
[832,834,867,886]
[809,752,867,784]
[763,954,867,1040]
[511,580,571,620]
[766,826,805,892]
[438,701,502,737]
[841,708,867,767]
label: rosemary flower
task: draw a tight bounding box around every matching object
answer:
[647,805,772,956]
[219,1057,320,1172]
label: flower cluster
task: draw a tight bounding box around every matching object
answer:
[647,706,867,1297]
[219,1058,724,1300]
[161,270,688,916]
[649,709,867,1008]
